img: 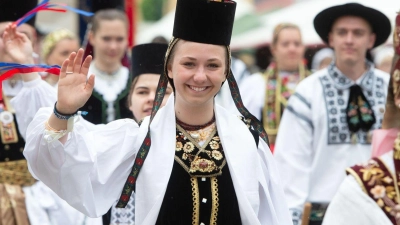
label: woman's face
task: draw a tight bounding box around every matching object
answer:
[89,19,128,66]
[129,74,173,121]
[167,41,227,109]
[46,38,80,66]
[271,28,305,71]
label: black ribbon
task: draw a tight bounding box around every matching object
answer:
[346,85,376,134]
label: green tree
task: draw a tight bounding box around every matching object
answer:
[141,0,164,21]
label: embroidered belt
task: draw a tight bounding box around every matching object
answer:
[0,159,36,186]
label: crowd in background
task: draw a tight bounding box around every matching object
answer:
[1,0,400,225]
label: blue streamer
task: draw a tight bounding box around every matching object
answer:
[16,0,93,27]
[0,62,60,72]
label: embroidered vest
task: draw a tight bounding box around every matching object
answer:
[0,96,36,186]
[79,75,132,124]
[262,62,309,144]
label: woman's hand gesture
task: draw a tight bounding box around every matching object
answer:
[2,23,34,64]
[56,49,95,114]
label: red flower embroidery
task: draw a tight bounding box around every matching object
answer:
[135,158,144,166]
[128,176,136,184]
[144,137,151,146]
[121,194,130,202]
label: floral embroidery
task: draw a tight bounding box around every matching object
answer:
[175,124,226,177]
[183,142,195,153]
[320,63,385,145]
[371,185,386,199]
[262,62,309,140]
[212,151,223,160]
[210,141,219,150]
[176,142,183,151]
[347,158,400,224]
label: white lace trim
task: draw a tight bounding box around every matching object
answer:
[89,63,129,122]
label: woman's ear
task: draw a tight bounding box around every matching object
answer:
[167,63,173,79]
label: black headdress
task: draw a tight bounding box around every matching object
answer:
[0,0,37,27]
[91,0,124,12]
[131,43,168,78]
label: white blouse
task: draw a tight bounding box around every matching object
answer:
[23,91,292,225]
[10,77,102,225]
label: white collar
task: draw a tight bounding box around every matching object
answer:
[89,63,129,102]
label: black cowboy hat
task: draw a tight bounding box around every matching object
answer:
[314,3,391,48]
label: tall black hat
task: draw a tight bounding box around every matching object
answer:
[314,3,391,48]
[91,0,124,12]
[131,43,168,78]
[173,0,236,45]
[0,0,37,27]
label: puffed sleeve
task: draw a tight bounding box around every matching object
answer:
[274,80,314,224]
[10,77,57,140]
[23,107,147,217]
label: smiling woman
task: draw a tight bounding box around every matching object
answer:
[23,0,292,224]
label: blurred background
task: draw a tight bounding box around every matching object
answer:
[34,0,399,72]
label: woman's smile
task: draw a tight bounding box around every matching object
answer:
[187,85,209,92]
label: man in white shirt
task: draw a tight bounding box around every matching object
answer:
[274,3,391,225]
[323,11,400,225]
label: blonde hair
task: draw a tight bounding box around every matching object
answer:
[272,23,301,46]
[42,29,78,60]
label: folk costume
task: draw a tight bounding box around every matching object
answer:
[107,43,168,225]
[80,0,132,124]
[274,3,392,225]
[241,60,310,148]
[0,1,102,225]
[0,1,45,224]
[323,12,400,225]
[23,0,292,225]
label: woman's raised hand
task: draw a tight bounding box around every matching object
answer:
[56,49,95,114]
[2,23,34,64]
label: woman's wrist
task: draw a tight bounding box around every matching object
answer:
[55,102,78,116]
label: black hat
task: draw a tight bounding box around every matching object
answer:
[173,0,236,46]
[131,43,168,78]
[314,3,391,48]
[92,0,124,12]
[0,0,37,27]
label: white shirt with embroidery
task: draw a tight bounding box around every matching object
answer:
[274,62,389,224]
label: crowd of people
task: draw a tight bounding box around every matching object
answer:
[1,0,400,225]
